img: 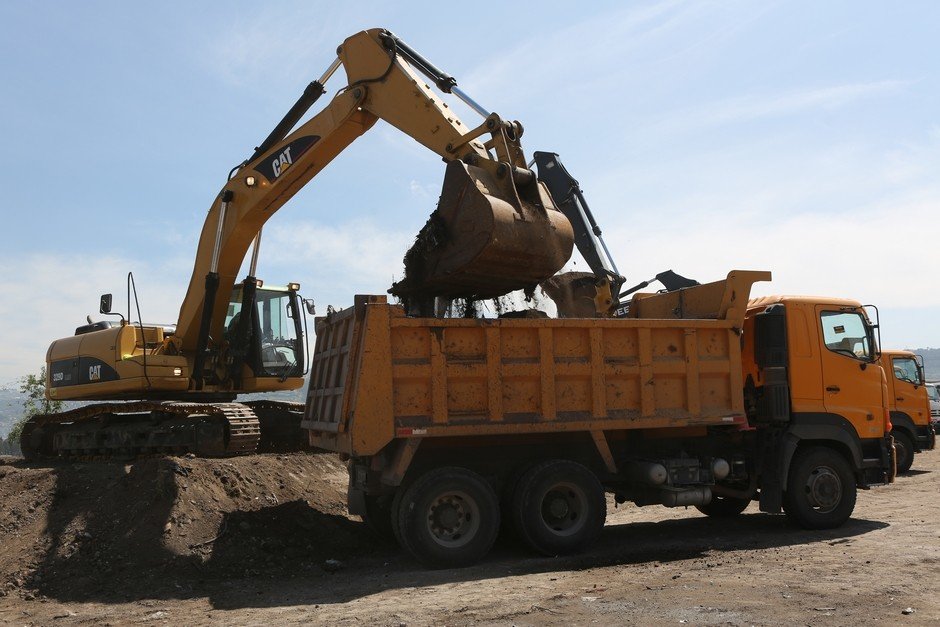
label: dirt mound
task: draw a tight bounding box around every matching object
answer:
[0,452,375,601]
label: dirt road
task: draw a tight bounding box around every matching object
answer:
[1,449,937,626]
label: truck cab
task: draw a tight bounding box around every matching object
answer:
[879,350,936,472]
[743,296,894,500]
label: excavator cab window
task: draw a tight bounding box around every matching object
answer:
[224,286,305,378]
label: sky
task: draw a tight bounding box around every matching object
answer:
[0,1,938,384]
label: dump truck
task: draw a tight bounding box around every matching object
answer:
[879,349,936,472]
[304,271,894,567]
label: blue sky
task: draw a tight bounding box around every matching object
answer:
[0,1,938,382]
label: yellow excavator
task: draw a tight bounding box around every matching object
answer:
[22,28,576,460]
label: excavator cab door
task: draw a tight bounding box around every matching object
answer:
[225,286,306,380]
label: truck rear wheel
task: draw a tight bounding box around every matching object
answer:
[892,430,914,474]
[395,466,500,568]
[511,459,606,556]
[783,446,856,530]
[695,495,751,517]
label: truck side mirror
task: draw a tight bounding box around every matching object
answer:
[304,299,316,316]
[100,293,113,314]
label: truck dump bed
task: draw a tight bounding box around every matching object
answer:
[305,271,770,456]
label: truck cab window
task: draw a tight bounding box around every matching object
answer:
[820,311,871,360]
[892,357,920,385]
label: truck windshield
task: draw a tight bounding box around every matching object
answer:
[928,385,940,402]
[820,311,872,360]
[892,357,921,385]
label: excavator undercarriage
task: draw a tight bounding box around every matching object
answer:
[21,400,307,460]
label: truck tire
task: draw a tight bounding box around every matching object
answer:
[362,494,396,542]
[395,466,500,568]
[511,459,606,556]
[695,495,750,518]
[783,446,856,530]
[892,430,914,474]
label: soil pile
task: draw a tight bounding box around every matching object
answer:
[0,452,374,601]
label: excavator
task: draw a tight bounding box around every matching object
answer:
[21,28,577,460]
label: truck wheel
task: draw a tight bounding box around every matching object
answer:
[396,467,500,568]
[892,430,914,474]
[783,446,856,530]
[511,459,606,556]
[695,495,750,517]
[362,494,396,542]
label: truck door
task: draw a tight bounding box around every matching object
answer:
[890,356,929,426]
[816,307,885,439]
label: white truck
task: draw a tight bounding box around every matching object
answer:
[927,381,940,433]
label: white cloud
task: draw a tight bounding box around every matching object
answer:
[197,5,388,89]
[646,80,911,136]
[258,219,416,308]
[0,254,189,383]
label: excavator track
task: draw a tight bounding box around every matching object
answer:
[242,400,308,453]
[20,401,270,461]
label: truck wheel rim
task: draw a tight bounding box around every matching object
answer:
[426,490,480,548]
[804,466,842,513]
[539,482,587,536]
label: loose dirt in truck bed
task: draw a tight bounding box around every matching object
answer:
[1,451,939,625]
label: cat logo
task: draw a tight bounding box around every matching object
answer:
[252,135,319,182]
[89,364,102,381]
[271,146,293,178]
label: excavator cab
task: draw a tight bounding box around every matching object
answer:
[223,283,307,382]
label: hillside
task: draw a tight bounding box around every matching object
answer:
[0,387,23,440]
[911,347,940,381]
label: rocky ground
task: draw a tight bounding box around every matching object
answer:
[0,449,937,626]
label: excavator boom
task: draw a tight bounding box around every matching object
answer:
[176,28,573,355]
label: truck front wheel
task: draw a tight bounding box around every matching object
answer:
[396,466,500,568]
[891,430,914,474]
[511,459,606,556]
[783,446,856,530]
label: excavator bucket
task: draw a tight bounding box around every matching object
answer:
[391,160,574,303]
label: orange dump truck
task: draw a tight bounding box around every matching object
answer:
[304,271,894,567]
[879,349,936,473]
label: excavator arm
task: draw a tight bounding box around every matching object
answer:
[173,28,575,368]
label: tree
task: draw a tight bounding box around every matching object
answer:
[6,367,63,451]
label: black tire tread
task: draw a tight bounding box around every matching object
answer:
[511,459,606,556]
[395,466,499,568]
[783,445,856,530]
[892,430,915,474]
